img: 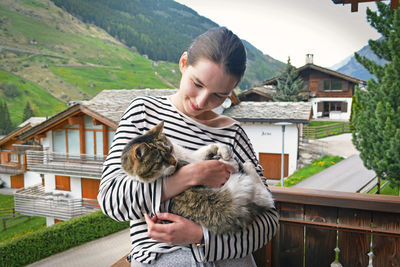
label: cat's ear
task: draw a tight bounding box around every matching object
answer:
[148,121,164,137]
[135,144,146,160]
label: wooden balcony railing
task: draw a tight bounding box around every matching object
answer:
[14,185,99,221]
[26,150,105,178]
[0,163,25,175]
[253,187,400,267]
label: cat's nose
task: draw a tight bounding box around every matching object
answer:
[169,157,177,166]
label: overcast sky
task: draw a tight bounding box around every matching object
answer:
[175,0,382,68]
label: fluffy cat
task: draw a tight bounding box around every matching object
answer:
[121,122,274,234]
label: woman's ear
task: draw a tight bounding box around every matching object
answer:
[179,52,188,73]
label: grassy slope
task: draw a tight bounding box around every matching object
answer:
[0,0,176,127]
[0,70,66,124]
[0,194,46,244]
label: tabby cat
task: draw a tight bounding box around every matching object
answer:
[121,122,274,234]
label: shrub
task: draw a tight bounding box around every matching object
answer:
[0,210,129,266]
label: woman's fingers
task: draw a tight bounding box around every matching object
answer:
[144,213,203,245]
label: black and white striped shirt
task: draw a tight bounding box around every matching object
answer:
[98,96,279,264]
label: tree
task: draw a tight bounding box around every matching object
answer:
[273,57,308,102]
[351,2,400,190]
[0,101,14,135]
[23,101,34,122]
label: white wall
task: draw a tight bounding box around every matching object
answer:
[311,97,352,120]
[44,174,82,199]
[241,122,299,176]
[0,174,11,188]
[24,171,42,187]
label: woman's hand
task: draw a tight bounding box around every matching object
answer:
[183,160,236,188]
[145,213,203,246]
[161,160,236,202]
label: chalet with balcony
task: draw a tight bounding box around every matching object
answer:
[12,89,177,225]
[262,55,366,121]
[0,117,45,189]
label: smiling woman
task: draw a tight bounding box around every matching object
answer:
[98,27,279,266]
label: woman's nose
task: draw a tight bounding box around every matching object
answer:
[196,90,209,109]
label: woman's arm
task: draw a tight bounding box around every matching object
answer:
[98,99,162,222]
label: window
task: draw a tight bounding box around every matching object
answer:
[55,175,71,191]
[323,80,342,91]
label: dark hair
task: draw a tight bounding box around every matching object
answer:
[187,27,247,82]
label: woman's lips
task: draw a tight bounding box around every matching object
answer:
[189,100,201,112]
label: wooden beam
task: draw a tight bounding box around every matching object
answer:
[80,117,85,154]
[102,125,109,156]
[68,116,83,126]
[391,0,399,9]
[92,118,102,126]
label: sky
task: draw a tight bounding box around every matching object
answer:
[175,0,382,68]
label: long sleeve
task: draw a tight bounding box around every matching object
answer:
[97,99,163,222]
[191,124,279,262]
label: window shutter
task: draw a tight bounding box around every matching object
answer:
[317,102,324,112]
[318,80,324,91]
[342,81,349,92]
[342,102,348,112]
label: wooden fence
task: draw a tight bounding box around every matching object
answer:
[253,187,400,267]
[0,208,30,231]
[303,122,351,139]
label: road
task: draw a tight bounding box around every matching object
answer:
[294,154,376,192]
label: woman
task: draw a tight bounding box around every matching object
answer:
[98,27,279,266]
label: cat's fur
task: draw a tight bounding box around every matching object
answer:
[121,122,274,234]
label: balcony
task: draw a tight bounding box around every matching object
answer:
[14,184,99,221]
[0,163,25,175]
[26,150,105,178]
[253,187,400,267]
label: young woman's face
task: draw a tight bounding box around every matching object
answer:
[174,53,238,120]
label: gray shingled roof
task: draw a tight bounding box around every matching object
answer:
[78,89,178,123]
[223,101,312,123]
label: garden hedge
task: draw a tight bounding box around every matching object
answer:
[0,210,129,266]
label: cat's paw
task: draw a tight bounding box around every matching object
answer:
[215,144,232,161]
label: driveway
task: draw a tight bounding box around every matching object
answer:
[294,153,376,192]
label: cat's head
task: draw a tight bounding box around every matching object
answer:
[121,121,177,183]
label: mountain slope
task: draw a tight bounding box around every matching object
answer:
[49,0,284,88]
[0,0,283,128]
[0,0,177,127]
[334,42,386,81]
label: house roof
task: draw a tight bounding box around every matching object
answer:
[222,101,312,123]
[238,87,275,101]
[18,89,177,140]
[77,89,178,123]
[262,63,366,86]
[0,117,46,146]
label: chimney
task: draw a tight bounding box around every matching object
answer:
[306,54,314,64]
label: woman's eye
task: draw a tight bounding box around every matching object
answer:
[193,81,202,88]
[214,94,225,99]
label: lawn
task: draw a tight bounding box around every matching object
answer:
[369,180,399,196]
[0,194,46,244]
[308,121,343,127]
[275,155,344,187]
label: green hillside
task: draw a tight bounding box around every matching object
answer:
[0,0,176,129]
[0,70,66,125]
[0,0,284,132]
[49,0,284,89]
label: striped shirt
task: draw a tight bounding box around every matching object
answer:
[98,96,279,264]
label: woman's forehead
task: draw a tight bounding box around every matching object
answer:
[189,59,238,93]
